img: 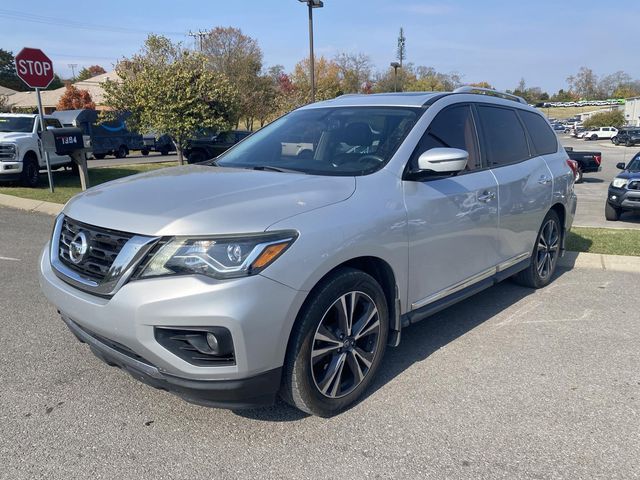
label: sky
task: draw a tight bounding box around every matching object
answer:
[2,0,639,93]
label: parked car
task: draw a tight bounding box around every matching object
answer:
[39,89,576,416]
[573,127,588,138]
[582,126,618,141]
[564,146,602,183]
[141,133,174,156]
[52,109,144,160]
[612,128,640,147]
[0,113,73,187]
[605,152,640,221]
[184,129,251,163]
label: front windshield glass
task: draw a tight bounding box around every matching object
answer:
[214,106,423,176]
[627,154,640,171]
[0,116,35,133]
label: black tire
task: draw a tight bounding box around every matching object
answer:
[141,149,149,156]
[612,137,619,145]
[626,140,632,147]
[21,156,40,188]
[575,166,584,183]
[281,268,389,417]
[187,150,207,164]
[513,210,562,289]
[590,134,598,141]
[160,147,170,156]
[93,153,106,160]
[605,202,621,221]
[114,145,127,159]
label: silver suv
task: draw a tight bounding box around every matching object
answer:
[40,88,577,416]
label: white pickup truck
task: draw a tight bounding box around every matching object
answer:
[0,113,73,187]
[583,126,618,141]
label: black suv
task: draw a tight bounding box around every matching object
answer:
[184,129,251,163]
[606,152,640,220]
[612,128,640,147]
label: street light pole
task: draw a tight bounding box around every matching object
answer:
[299,0,323,103]
[390,62,401,92]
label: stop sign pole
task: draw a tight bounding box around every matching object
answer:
[15,48,55,193]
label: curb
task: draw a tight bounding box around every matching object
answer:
[1,195,638,273]
[0,193,63,216]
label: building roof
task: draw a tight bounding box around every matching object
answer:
[0,85,18,96]
[6,71,119,110]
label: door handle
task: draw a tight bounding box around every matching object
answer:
[478,191,495,203]
[538,175,551,185]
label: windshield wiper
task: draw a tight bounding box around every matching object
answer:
[251,165,303,174]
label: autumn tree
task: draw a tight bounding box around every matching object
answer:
[103,35,239,164]
[466,81,494,89]
[292,56,342,102]
[76,65,107,81]
[583,110,625,129]
[56,85,96,110]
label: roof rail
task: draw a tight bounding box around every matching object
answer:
[453,86,528,105]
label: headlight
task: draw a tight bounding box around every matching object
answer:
[1,143,18,160]
[612,178,628,188]
[138,231,298,280]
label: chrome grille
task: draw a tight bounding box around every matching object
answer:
[58,217,133,281]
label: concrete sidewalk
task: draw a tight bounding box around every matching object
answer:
[0,193,63,216]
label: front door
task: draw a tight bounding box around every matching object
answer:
[403,104,500,310]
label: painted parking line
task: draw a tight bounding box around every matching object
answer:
[0,256,21,261]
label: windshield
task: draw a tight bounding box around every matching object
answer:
[627,154,640,171]
[0,116,35,133]
[214,106,423,176]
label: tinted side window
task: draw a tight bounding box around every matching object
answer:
[411,104,480,170]
[520,110,558,156]
[477,105,529,166]
[45,118,63,129]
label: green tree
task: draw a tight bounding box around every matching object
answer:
[0,49,27,91]
[201,27,263,127]
[103,35,239,164]
[292,56,342,102]
[76,65,107,81]
[583,110,625,129]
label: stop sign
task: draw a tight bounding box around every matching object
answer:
[15,48,54,89]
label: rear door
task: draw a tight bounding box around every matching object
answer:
[476,105,553,266]
[404,103,500,310]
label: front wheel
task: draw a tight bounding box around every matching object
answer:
[605,202,621,221]
[281,268,389,416]
[21,157,40,188]
[513,210,562,289]
[575,166,584,183]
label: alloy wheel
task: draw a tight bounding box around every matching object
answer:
[310,291,381,399]
[536,219,559,280]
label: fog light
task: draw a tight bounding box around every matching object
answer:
[611,195,617,200]
[206,332,220,353]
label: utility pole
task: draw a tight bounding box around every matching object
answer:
[68,63,78,80]
[298,0,324,103]
[188,30,208,52]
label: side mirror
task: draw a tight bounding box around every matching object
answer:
[46,126,56,131]
[417,148,468,173]
[616,162,626,170]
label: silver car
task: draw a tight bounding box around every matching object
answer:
[39,88,577,416]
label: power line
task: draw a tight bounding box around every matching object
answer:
[188,30,208,52]
[0,8,186,37]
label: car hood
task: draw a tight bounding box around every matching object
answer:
[0,132,30,142]
[616,171,640,180]
[63,165,356,236]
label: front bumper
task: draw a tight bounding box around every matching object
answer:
[607,187,640,210]
[0,161,23,181]
[39,244,308,408]
[63,315,282,408]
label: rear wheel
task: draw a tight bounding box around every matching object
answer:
[281,268,388,417]
[626,139,632,147]
[575,166,584,183]
[612,137,619,145]
[141,149,149,156]
[114,145,127,159]
[187,150,207,164]
[605,202,621,221]
[21,156,40,188]
[513,210,561,289]
[93,153,106,160]
[160,146,170,156]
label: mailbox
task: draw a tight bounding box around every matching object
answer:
[49,127,85,155]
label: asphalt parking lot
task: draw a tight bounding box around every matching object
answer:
[560,134,640,229]
[1,206,639,479]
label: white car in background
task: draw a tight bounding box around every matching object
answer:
[583,126,618,141]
